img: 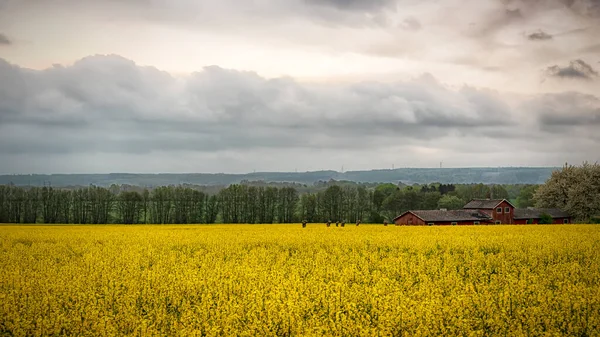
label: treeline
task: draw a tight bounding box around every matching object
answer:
[0,182,523,224]
[0,167,556,187]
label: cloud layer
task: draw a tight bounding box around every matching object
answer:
[1,0,599,173]
[1,0,599,85]
[0,55,599,173]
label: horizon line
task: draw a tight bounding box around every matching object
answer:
[0,166,562,176]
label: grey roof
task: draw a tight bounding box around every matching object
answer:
[397,210,492,222]
[513,208,570,219]
[463,199,514,209]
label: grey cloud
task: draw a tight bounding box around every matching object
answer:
[467,0,597,47]
[0,55,522,156]
[4,0,401,30]
[531,92,600,128]
[0,33,10,45]
[1,55,599,173]
[559,0,600,17]
[546,59,599,80]
[400,16,421,31]
[501,0,600,18]
[527,30,553,40]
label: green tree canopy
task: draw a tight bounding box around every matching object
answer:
[516,185,538,208]
[534,162,600,222]
[437,195,465,210]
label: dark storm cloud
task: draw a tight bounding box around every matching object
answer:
[546,59,598,80]
[0,33,11,45]
[527,30,553,40]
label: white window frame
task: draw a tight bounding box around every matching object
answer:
[505,207,510,213]
[474,221,480,225]
[496,207,503,213]
[428,222,435,226]
[563,219,569,224]
[451,222,458,226]
[495,220,501,224]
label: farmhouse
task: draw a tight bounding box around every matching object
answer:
[463,199,515,224]
[393,198,571,225]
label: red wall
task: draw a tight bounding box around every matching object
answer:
[394,213,485,226]
[514,218,570,225]
[490,200,514,224]
[432,221,483,226]
[394,213,426,226]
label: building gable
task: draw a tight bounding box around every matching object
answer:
[463,199,516,210]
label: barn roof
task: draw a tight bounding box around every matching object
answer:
[513,208,570,219]
[394,210,492,222]
[463,199,515,209]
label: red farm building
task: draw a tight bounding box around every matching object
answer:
[393,198,571,226]
[393,209,493,226]
[513,208,571,224]
[463,199,515,224]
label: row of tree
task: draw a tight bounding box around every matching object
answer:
[0,182,518,224]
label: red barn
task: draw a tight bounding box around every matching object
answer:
[393,210,492,226]
[392,198,571,226]
[513,208,571,224]
[463,199,515,224]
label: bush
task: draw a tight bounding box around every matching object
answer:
[539,213,553,224]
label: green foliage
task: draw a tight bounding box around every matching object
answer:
[454,184,508,201]
[535,162,600,222]
[117,191,143,224]
[539,213,553,224]
[516,185,538,208]
[437,195,465,210]
[589,216,600,224]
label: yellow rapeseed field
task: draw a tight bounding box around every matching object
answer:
[1,224,599,336]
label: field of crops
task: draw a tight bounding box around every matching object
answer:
[1,224,599,336]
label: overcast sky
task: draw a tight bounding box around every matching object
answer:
[0,0,599,174]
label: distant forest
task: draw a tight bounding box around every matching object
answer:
[0,182,540,225]
[0,167,557,187]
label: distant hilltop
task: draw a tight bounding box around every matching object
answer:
[0,167,558,187]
